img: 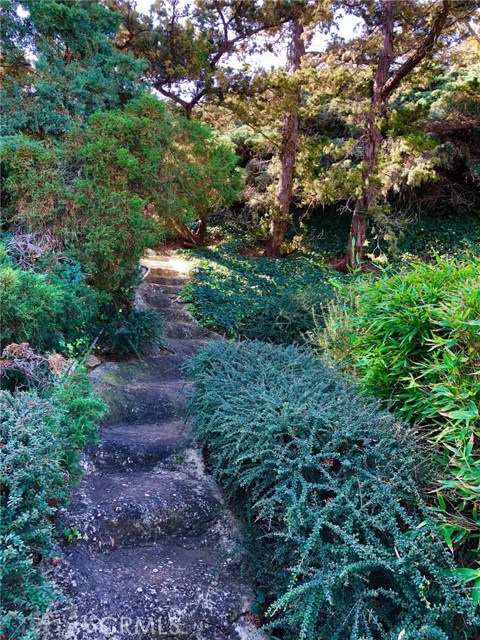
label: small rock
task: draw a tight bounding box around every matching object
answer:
[84,354,102,369]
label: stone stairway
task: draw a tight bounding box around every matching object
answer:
[40,254,257,640]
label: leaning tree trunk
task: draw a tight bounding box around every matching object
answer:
[264,20,305,258]
[169,208,208,248]
[344,0,394,270]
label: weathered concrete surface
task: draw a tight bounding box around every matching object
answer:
[39,253,258,640]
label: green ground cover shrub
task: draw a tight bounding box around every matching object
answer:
[0,368,106,639]
[394,212,480,261]
[187,340,478,640]
[317,256,480,565]
[305,209,480,262]
[182,243,341,343]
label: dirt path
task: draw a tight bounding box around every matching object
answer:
[40,253,257,640]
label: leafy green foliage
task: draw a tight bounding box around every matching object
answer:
[182,243,340,342]
[0,391,65,640]
[187,340,478,640]
[0,262,105,352]
[319,256,480,562]
[2,95,242,302]
[394,212,480,261]
[302,208,480,263]
[0,369,106,639]
[48,368,107,481]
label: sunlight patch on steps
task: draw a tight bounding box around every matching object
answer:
[141,249,192,276]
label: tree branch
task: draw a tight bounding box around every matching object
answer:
[382,0,451,100]
[424,118,480,133]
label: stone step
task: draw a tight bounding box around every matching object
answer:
[137,283,176,306]
[165,338,216,359]
[141,282,184,297]
[138,289,193,321]
[86,420,189,470]
[148,267,187,278]
[60,470,222,551]
[91,354,186,388]
[163,321,214,340]
[41,543,254,640]
[161,305,196,323]
[98,380,189,426]
[147,275,190,286]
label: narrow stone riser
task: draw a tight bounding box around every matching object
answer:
[147,268,188,278]
[60,480,222,552]
[163,322,214,340]
[86,439,181,471]
[91,355,186,387]
[140,288,184,308]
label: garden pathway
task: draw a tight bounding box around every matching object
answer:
[40,253,257,640]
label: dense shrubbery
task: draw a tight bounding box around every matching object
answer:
[188,341,478,640]
[394,212,480,261]
[0,369,106,639]
[317,256,480,564]
[0,262,105,353]
[0,243,164,359]
[182,244,339,342]
[1,96,242,304]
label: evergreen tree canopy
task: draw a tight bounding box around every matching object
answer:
[0,0,145,136]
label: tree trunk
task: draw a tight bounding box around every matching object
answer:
[170,219,200,247]
[344,0,394,269]
[197,212,207,244]
[170,213,208,248]
[264,20,305,257]
[343,0,451,269]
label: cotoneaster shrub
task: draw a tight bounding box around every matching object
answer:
[187,341,478,640]
[0,368,106,639]
[0,391,66,640]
